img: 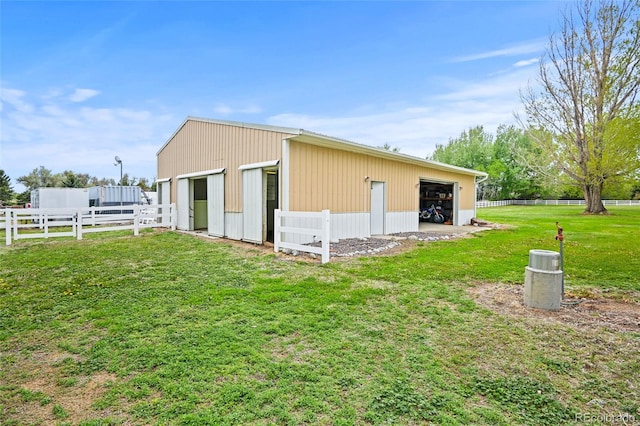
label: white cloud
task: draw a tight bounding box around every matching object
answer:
[436,67,535,101]
[0,87,33,113]
[514,58,540,67]
[0,85,175,191]
[452,39,546,63]
[68,88,101,103]
[267,66,536,159]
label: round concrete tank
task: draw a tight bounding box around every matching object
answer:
[528,249,560,271]
[524,250,563,311]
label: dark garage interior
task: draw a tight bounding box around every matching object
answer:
[419,181,454,224]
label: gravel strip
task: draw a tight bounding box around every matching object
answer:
[286,232,461,258]
[326,238,401,257]
[390,232,461,241]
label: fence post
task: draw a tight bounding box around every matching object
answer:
[133,204,140,236]
[5,210,11,246]
[274,209,281,254]
[160,203,168,226]
[170,204,176,230]
[44,211,49,239]
[321,209,330,264]
[13,209,18,242]
[77,208,83,240]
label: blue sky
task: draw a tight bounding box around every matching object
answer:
[1,1,569,192]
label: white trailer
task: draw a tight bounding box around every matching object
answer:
[30,188,90,209]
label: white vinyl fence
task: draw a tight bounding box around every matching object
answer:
[1,204,175,246]
[274,209,331,264]
[477,199,640,208]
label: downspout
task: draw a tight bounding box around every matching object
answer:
[476,174,489,185]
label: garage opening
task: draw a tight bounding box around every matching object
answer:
[266,171,279,243]
[419,181,454,225]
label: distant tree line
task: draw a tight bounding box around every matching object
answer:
[0,166,156,206]
[430,124,640,201]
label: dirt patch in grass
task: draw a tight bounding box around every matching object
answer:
[469,282,640,332]
[18,371,119,424]
[268,331,318,364]
[1,334,128,425]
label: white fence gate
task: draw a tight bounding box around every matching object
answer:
[274,209,331,264]
[1,204,176,246]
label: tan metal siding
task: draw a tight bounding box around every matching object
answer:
[157,120,295,212]
[288,142,477,212]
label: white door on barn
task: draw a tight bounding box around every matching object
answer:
[370,181,386,235]
[207,173,224,237]
[177,178,190,231]
[242,168,263,243]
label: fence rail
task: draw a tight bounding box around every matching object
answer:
[1,204,176,246]
[274,209,331,264]
[477,199,640,208]
[0,210,9,231]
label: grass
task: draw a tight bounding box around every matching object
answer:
[0,206,638,425]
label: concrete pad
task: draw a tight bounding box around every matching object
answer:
[418,222,492,234]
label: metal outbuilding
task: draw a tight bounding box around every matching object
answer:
[30,187,89,209]
[156,117,487,244]
[88,186,142,207]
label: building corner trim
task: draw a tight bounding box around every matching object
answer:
[281,138,290,211]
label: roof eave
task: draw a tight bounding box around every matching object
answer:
[291,131,487,177]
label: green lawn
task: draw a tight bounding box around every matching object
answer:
[1,206,638,425]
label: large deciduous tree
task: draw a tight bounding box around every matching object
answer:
[521,0,640,213]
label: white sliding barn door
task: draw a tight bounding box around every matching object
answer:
[158,181,171,225]
[177,178,190,231]
[207,173,225,237]
[242,168,263,243]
